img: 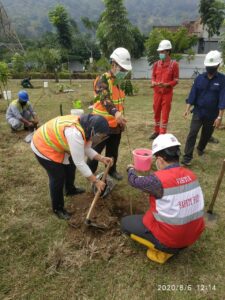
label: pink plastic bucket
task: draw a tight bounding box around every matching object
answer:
[132,148,152,171]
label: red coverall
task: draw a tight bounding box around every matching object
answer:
[151,58,179,134]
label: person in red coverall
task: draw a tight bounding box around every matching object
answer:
[149,40,179,140]
[121,134,205,264]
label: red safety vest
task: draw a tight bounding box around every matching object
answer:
[143,167,205,248]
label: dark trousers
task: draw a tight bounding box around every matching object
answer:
[87,133,121,174]
[35,155,76,211]
[183,114,215,161]
[121,215,181,254]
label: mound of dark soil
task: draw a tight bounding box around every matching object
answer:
[67,192,148,260]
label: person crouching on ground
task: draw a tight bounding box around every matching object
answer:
[21,77,33,88]
[121,133,205,263]
[6,90,39,132]
[31,114,113,220]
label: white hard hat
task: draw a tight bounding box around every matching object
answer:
[157,40,172,51]
[152,133,181,155]
[110,47,132,71]
[204,50,222,66]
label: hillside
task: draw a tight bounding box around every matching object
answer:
[1,0,200,37]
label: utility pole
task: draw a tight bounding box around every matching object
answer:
[0,1,24,53]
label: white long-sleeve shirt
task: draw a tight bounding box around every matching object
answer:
[31,127,98,177]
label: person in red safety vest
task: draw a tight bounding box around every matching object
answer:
[121,133,205,263]
[149,40,179,140]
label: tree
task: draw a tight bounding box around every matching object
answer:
[130,26,146,58]
[12,53,25,72]
[26,48,62,82]
[145,28,198,65]
[219,27,225,65]
[96,0,134,57]
[36,32,58,49]
[48,5,73,50]
[0,62,11,105]
[81,17,100,61]
[199,0,225,38]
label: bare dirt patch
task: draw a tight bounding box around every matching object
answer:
[67,192,148,261]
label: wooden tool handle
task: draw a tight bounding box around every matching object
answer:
[86,162,111,221]
[207,159,225,213]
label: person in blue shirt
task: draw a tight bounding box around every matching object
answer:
[182,51,225,166]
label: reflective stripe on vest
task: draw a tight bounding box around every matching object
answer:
[153,210,204,225]
[153,179,204,225]
[33,115,86,162]
[92,72,125,127]
[163,180,199,196]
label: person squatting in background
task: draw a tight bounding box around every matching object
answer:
[21,77,33,88]
[6,90,39,132]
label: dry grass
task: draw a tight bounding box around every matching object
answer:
[0,79,225,299]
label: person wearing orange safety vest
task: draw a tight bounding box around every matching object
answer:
[87,47,132,181]
[31,114,112,220]
[149,40,179,140]
[121,134,205,264]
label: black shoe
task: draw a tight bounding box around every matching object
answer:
[109,170,123,181]
[208,136,219,144]
[149,132,159,140]
[197,148,204,156]
[181,159,192,166]
[65,187,85,196]
[54,209,72,220]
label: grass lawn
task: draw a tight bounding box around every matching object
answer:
[0,79,224,300]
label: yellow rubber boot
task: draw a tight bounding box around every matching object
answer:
[130,234,174,264]
[130,234,155,250]
[147,248,173,264]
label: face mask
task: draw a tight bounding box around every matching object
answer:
[159,53,166,61]
[115,71,128,81]
[19,100,26,106]
[206,66,217,75]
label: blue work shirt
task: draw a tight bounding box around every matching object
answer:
[187,72,225,120]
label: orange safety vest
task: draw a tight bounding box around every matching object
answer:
[33,115,86,163]
[92,72,125,128]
